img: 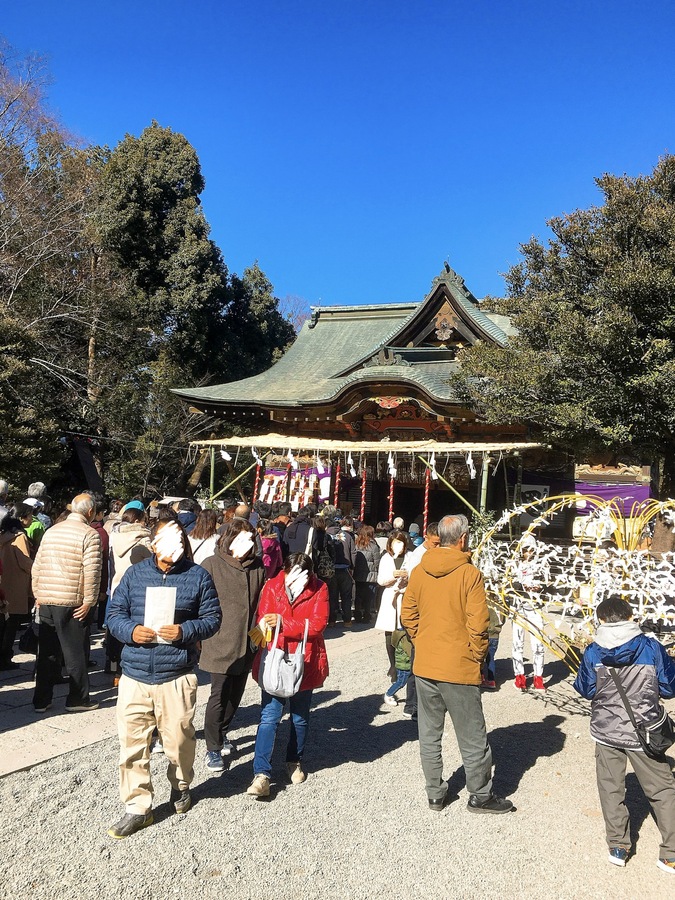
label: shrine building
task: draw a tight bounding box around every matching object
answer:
[174,266,546,526]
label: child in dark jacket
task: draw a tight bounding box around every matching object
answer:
[383,629,412,707]
[573,595,675,874]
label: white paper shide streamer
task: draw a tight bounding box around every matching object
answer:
[348,452,356,478]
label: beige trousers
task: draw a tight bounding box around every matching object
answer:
[116,673,198,815]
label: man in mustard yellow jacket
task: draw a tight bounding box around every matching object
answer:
[401,514,515,815]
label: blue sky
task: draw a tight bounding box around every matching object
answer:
[3,1,674,307]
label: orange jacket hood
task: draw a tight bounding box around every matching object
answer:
[420,546,471,578]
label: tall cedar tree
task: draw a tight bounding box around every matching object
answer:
[96,124,294,495]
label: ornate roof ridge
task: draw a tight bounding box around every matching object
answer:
[309,301,419,312]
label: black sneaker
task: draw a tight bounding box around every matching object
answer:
[65,700,99,712]
[205,750,225,772]
[609,847,630,867]
[170,787,192,814]
[428,793,449,812]
[107,812,153,839]
[467,794,515,814]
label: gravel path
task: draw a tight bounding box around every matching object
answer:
[1,626,674,900]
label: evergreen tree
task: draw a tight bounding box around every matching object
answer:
[0,45,295,496]
[456,155,675,495]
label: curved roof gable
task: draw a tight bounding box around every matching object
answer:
[172,267,512,410]
[334,266,508,378]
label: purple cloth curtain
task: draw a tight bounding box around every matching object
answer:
[574,482,651,515]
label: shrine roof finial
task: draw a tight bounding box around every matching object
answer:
[433,261,468,294]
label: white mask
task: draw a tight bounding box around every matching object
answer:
[152,522,185,563]
[391,540,405,557]
[285,565,309,600]
[230,531,255,559]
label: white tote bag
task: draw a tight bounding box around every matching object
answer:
[259,618,310,698]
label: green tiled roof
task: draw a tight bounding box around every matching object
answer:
[454,293,509,344]
[173,303,422,407]
[173,269,512,409]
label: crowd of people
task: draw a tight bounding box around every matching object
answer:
[0,479,674,874]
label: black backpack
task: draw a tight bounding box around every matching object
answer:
[316,534,336,580]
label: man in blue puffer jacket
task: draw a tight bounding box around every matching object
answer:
[106,519,221,839]
[574,595,675,875]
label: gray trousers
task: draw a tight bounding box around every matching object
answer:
[595,743,675,858]
[416,677,493,802]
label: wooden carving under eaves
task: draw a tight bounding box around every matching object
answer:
[374,396,408,408]
[364,348,411,368]
[434,301,460,342]
[361,401,452,437]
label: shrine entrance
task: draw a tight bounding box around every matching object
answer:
[189,434,542,531]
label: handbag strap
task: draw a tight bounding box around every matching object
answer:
[300,618,309,653]
[607,667,645,743]
[269,617,282,652]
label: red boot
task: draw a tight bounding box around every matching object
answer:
[514,674,527,690]
[533,675,546,692]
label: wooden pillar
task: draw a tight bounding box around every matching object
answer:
[514,454,523,537]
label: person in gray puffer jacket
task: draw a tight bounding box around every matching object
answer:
[326,516,357,625]
[353,525,381,622]
[574,595,675,874]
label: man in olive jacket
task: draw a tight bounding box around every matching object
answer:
[401,515,514,815]
[199,520,265,772]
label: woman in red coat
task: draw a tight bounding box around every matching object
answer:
[247,552,329,798]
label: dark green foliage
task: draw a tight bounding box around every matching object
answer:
[227,263,296,375]
[456,156,675,492]
[0,50,294,498]
[0,314,63,485]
